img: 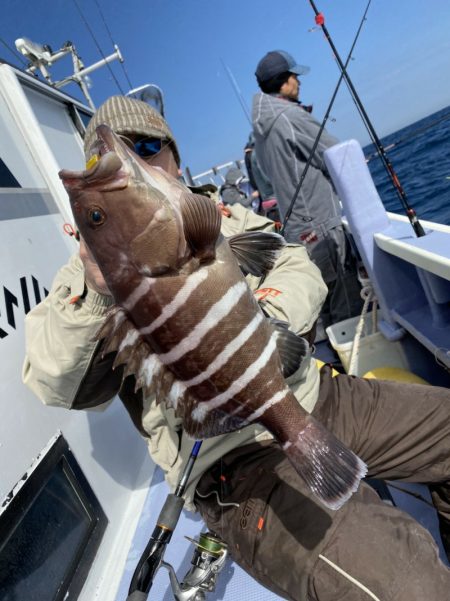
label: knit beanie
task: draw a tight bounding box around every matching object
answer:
[84,95,181,166]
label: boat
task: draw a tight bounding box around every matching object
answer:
[0,32,449,601]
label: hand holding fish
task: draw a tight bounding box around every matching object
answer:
[59,124,367,510]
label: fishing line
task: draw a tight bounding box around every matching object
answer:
[93,0,135,91]
[365,108,450,163]
[306,0,425,238]
[281,0,372,236]
[71,0,126,96]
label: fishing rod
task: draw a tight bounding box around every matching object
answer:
[281,0,371,235]
[221,58,252,126]
[127,440,203,600]
[306,0,425,238]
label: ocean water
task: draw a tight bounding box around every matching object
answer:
[364,106,450,226]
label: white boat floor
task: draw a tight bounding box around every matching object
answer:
[115,469,448,600]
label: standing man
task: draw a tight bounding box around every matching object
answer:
[252,49,362,329]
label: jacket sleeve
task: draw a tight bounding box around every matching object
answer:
[247,243,328,337]
[22,253,118,409]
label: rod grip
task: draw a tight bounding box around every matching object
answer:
[157,493,185,529]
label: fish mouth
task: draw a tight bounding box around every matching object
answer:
[87,123,120,161]
[59,124,128,189]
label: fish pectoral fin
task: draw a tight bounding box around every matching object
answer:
[227,231,285,276]
[270,319,311,378]
[181,192,222,262]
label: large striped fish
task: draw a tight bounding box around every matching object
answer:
[59,124,366,510]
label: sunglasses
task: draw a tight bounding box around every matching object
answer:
[119,135,165,158]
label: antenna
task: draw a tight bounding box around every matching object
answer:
[15,37,123,110]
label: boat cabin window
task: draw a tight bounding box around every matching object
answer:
[0,158,21,188]
[23,86,89,171]
[0,434,107,600]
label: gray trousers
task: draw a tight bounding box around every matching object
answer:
[195,366,450,600]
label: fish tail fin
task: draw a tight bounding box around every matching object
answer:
[283,417,367,510]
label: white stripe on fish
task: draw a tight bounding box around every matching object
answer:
[159,281,247,365]
[242,389,289,424]
[191,333,278,422]
[122,278,156,312]
[140,269,209,336]
[181,312,264,388]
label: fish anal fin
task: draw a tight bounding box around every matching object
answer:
[227,231,285,276]
[175,395,248,439]
[181,193,222,262]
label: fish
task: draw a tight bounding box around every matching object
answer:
[59,124,367,510]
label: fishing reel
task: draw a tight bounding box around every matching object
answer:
[160,532,228,601]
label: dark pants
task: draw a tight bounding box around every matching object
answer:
[308,226,363,329]
[195,366,450,600]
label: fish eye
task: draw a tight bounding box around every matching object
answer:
[88,207,106,226]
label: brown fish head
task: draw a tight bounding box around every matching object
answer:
[59,124,190,291]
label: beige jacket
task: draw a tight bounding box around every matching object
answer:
[23,204,327,510]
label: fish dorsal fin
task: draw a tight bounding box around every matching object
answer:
[95,306,129,354]
[227,231,285,276]
[95,307,183,405]
[269,318,310,378]
[181,192,222,262]
[95,306,152,373]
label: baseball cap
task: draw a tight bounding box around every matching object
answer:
[255,50,310,84]
[84,95,181,166]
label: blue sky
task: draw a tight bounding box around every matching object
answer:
[2,0,450,174]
